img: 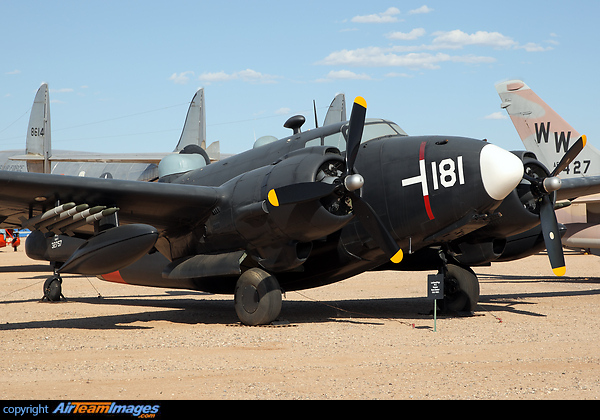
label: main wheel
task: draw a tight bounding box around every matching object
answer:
[443,264,479,312]
[234,268,282,326]
[43,276,63,302]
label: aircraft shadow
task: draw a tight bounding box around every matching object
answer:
[0,264,52,273]
[2,279,600,330]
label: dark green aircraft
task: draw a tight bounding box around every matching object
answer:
[0,96,595,325]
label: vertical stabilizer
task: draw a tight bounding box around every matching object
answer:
[496,80,600,178]
[26,83,51,173]
[206,141,220,161]
[323,93,346,126]
[174,88,205,152]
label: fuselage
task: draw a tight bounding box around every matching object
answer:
[107,118,523,293]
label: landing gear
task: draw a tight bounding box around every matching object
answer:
[234,268,282,326]
[42,275,64,302]
[443,264,480,313]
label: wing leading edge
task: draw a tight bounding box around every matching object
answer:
[0,171,220,235]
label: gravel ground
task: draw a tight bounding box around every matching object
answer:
[1,247,600,400]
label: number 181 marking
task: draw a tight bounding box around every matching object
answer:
[431,157,465,190]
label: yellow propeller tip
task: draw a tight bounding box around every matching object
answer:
[552,266,566,277]
[582,135,587,148]
[390,249,403,264]
[267,189,279,207]
[354,96,367,109]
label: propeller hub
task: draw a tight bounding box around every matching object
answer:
[543,176,562,193]
[344,174,364,191]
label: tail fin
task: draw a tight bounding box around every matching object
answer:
[323,93,347,126]
[496,79,600,178]
[26,83,51,173]
[174,88,205,152]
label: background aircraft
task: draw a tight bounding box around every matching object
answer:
[0,84,218,250]
[1,83,217,181]
[2,94,596,326]
[496,80,600,254]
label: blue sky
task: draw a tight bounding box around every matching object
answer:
[1,1,598,155]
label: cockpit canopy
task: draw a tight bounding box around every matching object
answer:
[304,118,407,152]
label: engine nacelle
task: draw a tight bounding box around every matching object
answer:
[453,239,506,266]
[450,151,565,265]
[458,152,554,242]
[205,147,354,271]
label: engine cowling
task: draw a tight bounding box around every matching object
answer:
[451,151,560,265]
[204,147,354,271]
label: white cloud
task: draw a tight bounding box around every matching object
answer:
[385,72,413,78]
[428,29,552,52]
[318,47,494,70]
[197,69,280,84]
[325,70,372,80]
[387,28,426,41]
[431,30,518,50]
[409,5,434,14]
[484,111,508,120]
[351,7,401,23]
[275,107,291,115]
[517,42,553,52]
[50,88,74,93]
[5,70,20,75]
[169,71,194,85]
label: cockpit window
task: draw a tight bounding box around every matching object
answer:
[303,119,407,152]
[361,120,407,142]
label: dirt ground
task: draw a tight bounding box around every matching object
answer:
[1,247,600,400]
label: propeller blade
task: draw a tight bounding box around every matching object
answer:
[346,97,367,175]
[539,194,566,276]
[350,192,403,264]
[551,135,587,177]
[267,182,337,207]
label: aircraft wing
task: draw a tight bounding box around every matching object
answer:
[0,170,219,234]
[9,152,168,164]
[557,176,600,201]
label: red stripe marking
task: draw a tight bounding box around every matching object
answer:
[419,141,426,160]
[419,141,434,220]
[424,195,434,220]
[100,271,127,284]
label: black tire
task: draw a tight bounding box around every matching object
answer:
[443,264,479,312]
[234,268,282,326]
[43,276,62,302]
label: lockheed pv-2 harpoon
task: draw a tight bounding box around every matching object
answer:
[0,96,595,325]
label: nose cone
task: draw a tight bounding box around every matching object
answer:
[480,144,524,201]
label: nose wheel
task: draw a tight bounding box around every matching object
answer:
[42,275,64,302]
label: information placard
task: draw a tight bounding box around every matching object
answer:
[427,273,444,300]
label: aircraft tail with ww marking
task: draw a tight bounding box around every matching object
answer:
[496,79,600,178]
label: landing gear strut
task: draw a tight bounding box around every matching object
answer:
[234,268,282,325]
[42,275,64,302]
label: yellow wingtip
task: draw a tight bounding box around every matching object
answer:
[553,266,566,277]
[390,249,403,264]
[268,189,279,207]
[354,96,367,109]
